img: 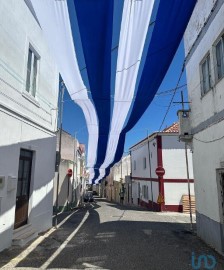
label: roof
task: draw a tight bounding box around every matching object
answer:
[79,144,85,154]
[162,122,179,133]
[129,122,179,150]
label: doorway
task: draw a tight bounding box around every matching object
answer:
[217,169,224,252]
[14,149,33,229]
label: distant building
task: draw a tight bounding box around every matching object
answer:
[0,1,59,251]
[184,0,224,254]
[53,130,82,212]
[130,123,195,212]
[105,154,131,204]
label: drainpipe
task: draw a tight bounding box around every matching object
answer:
[147,130,154,211]
[185,142,193,231]
[71,133,77,208]
[67,173,70,211]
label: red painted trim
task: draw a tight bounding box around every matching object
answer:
[139,199,160,212]
[157,135,165,211]
[139,199,183,212]
[157,135,163,167]
[132,177,194,183]
[132,177,159,182]
[164,179,194,183]
[164,205,183,212]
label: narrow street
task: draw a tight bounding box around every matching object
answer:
[0,198,223,270]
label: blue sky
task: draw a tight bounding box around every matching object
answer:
[62,1,189,161]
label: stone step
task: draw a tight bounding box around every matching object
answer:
[13,223,32,238]
[13,224,38,247]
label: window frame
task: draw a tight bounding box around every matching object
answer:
[214,34,224,82]
[200,52,212,96]
[143,157,147,170]
[25,45,40,98]
[133,160,136,171]
[142,185,148,200]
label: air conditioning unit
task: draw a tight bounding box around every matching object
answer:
[177,110,193,142]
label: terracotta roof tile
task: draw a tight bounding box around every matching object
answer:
[162,122,179,133]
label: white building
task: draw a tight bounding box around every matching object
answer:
[130,123,194,212]
[105,154,131,204]
[0,0,59,251]
[53,130,83,212]
[184,0,224,254]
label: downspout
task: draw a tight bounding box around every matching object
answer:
[147,130,154,211]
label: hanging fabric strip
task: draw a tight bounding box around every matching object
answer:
[74,0,114,183]
[95,0,155,182]
[30,0,99,171]
[105,0,197,176]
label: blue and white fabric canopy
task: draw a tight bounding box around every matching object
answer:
[30,0,196,184]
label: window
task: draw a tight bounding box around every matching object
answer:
[143,157,146,169]
[215,36,224,80]
[26,47,39,97]
[134,160,136,170]
[142,185,148,199]
[201,54,212,95]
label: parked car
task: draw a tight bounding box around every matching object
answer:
[84,191,94,202]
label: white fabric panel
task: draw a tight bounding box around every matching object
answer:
[96,0,155,181]
[30,0,98,169]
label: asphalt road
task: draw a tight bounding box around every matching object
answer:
[0,198,224,270]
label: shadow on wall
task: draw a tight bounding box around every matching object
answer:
[53,173,73,213]
[0,136,57,251]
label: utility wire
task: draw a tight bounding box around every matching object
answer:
[155,84,187,96]
[159,62,185,131]
[63,84,187,103]
[194,134,224,143]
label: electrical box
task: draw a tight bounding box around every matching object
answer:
[7,176,17,192]
[177,110,193,142]
[0,176,6,197]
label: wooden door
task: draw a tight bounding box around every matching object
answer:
[14,149,33,229]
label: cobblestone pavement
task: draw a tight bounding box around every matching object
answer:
[0,198,223,270]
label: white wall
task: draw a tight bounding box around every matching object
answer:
[164,183,195,205]
[0,0,58,131]
[184,0,218,55]
[184,0,224,223]
[192,123,224,222]
[112,155,131,182]
[0,0,58,251]
[162,135,194,179]
[0,112,57,251]
[185,1,224,130]
[131,137,157,178]
[132,180,159,205]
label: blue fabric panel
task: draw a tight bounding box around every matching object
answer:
[73,0,114,178]
[105,0,197,176]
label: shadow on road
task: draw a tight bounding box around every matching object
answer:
[0,199,223,270]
